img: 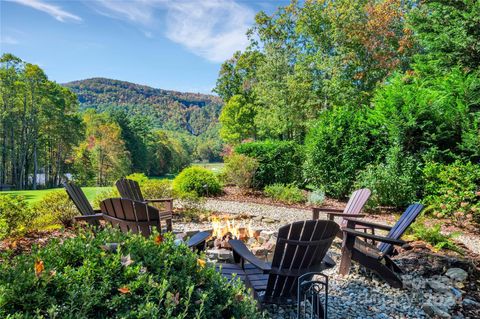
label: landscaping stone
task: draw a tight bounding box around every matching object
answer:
[445,268,468,282]
[423,302,452,319]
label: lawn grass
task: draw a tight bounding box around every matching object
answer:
[0,187,110,204]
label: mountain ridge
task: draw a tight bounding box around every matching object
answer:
[63,77,223,136]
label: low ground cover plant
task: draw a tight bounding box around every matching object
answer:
[264,183,306,204]
[411,220,463,254]
[0,228,262,318]
[173,166,222,198]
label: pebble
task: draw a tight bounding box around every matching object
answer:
[172,199,478,319]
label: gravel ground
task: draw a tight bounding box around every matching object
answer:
[172,198,479,319]
[177,198,480,255]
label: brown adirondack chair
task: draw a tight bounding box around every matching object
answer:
[219,220,339,317]
[339,203,424,288]
[65,182,100,226]
[115,178,173,231]
[312,188,372,238]
[75,198,209,250]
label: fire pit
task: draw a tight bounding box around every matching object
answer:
[205,216,277,263]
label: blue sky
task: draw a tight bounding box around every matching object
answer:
[0,0,283,94]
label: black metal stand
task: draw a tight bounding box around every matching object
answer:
[297,272,328,319]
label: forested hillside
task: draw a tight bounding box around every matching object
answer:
[64,78,222,136]
[0,57,223,189]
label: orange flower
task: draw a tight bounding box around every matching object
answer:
[197,259,206,268]
[118,286,131,294]
[154,234,163,245]
[34,259,44,277]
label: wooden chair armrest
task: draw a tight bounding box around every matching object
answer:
[187,231,210,249]
[229,240,271,273]
[74,214,104,222]
[326,212,366,218]
[344,218,392,231]
[93,209,102,214]
[145,198,173,203]
[312,207,345,213]
[342,228,405,246]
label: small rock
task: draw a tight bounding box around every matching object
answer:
[462,298,480,309]
[262,217,275,223]
[428,279,452,293]
[445,268,468,282]
[252,215,263,221]
[423,302,451,319]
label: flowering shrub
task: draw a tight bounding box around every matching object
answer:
[0,228,262,318]
[423,161,480,224]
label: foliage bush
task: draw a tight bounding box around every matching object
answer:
[223,154,259,190]
[173,166,222,197]
[423,161,480,224]
[235,140,304,188]
[264,183,306,204]
[126,172,149,184]
[32,191,79,228]
[304,106,382,198]
[411,220,462,254]
[355,147,421,209]
[142,179,173,199]
[0,228,262,318]
[369,67,480,162]
[0,195,33,240]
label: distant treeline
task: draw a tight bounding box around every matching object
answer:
[0,54,222,189]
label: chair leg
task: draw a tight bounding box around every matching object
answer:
[339,232,355,276]
[384,255,403,274]
[351,250,403,288]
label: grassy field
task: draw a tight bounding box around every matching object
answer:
[0,187,110,204]
[0,163,224,204]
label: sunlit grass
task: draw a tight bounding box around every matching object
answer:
[0,187,110,204]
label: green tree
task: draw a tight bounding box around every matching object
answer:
[219,95,257,144]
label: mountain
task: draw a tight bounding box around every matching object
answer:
[64,78,223,136]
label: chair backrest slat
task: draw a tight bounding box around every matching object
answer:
[378,204,424,255]
[100,198,161,237]
[65,182,95,216]
[264,220,339,302]
[341,188,371,227]
[116,178,145,202]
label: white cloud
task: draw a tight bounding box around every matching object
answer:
[90,0,254,63]
[9,0,82,22]
[0,35,19,45]
[165,1,254,62]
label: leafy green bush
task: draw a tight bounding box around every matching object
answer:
[223,154,259,190]
[304,106,382,198]
[235,140,304,188]
[0,195,33,240]
[423,161,480,224]
[355,147,421,209]
[142,179,173,199]
[370,67,480,162]
[411,220,462,254]
[173,166,222,197]
[0,228,262,318]
[126,172,149,184]
[32,191,79,228]
[264,183,306,204]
